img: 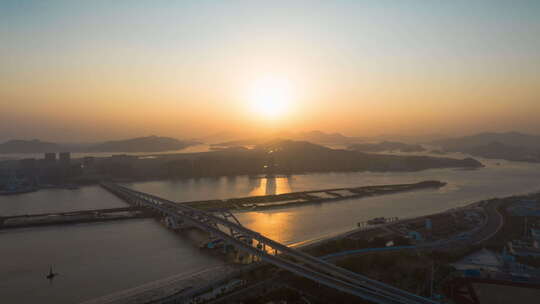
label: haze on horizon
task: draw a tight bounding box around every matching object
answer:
[1,0,539,142]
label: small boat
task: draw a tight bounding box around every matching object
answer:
[46,265,58,280]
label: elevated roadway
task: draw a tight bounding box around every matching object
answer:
[101,182,439,304]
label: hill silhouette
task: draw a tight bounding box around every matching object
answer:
[349,141,426,153]
[432,132,540,163]
[89,136,198,152]
[0,139,59,153]
[0,136,199,154]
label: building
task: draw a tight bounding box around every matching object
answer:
[59,152,71,164]
[408,231,423,241]
[18,158,38,177]
[44,152,56,163]
[452,248,503,272]
[82,157,95,169]
[531,228,540,241]
[508,240,540,257]
[19,158,36,170]
[507,199,540,216]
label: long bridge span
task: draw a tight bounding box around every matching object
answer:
[100,182,439,304]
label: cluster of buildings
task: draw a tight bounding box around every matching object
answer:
[507,199,540,257]
[0,152,79,193]
[507,199,540,217]
[452,247,540,281]
[454,197,540,282]
[18,152,72,172]
[388,210,484,243]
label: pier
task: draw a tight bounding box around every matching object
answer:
[182,180,446,211]
[0,181,445,230]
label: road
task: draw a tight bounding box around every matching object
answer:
[472,200,504,245]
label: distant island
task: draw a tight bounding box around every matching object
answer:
[348,141,426,153]
[151,140,482,182]
[0,136,199,154]
[432,132,540,163]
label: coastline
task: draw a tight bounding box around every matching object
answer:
[292,188,540,252]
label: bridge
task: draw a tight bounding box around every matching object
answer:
[100,182,440,304]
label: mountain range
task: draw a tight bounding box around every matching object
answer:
[348,141,426,153]
[0,136,199,154]
[432,132,540,150]
[209,130,364,148]
[432,132,540,162]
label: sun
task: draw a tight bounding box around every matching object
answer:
[247,76,294,119]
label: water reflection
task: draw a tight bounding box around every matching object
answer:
[249,176,292,196]
[0,219,224,304]
[241,211,294,242]
[4,157,540,303]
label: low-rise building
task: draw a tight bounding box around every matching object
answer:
[452,248,503,272]
[59,152,71,164]
[508,240,540,257]
[44,152,56,163]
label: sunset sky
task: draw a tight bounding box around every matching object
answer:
[1,0,539,142]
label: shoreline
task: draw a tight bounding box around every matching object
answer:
[292,188,540,252]
[35,188,540,304]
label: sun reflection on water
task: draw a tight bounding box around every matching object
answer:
[243,211,293,243]
[249,176,292,196]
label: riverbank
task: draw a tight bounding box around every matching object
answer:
[3,159,540,304]
[55,188,540,304]
[0,207,151,230]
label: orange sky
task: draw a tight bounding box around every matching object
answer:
[1,1,539,141]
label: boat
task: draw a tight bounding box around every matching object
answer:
[46,265,58,280]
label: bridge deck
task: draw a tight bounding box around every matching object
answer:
[101,182,440,304]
